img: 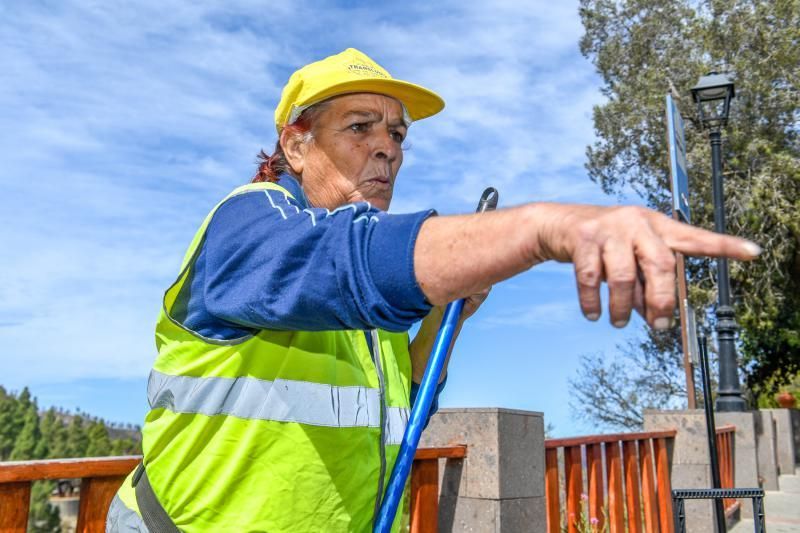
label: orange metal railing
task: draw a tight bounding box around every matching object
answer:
[0,446,466,533]
[0,455,140,532]
[409,445,467,533]
[715,424,737,515]
[545,429,677,533]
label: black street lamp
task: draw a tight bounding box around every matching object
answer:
[690,71,746,412]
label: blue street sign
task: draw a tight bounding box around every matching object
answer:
[666,94,690,222]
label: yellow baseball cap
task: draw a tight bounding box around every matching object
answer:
[274,48,445,132]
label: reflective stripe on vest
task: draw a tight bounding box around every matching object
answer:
[117,182,414,531]
[106,494,149,532]
[148,369,410,445]
[385,403,409,447]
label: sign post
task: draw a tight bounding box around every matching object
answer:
[666,93,698,409]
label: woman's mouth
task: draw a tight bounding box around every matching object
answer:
[365,176,391,189]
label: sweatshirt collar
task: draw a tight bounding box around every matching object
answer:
[275,173,310,209]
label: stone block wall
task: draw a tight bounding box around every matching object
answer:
[419,408,546,532]
[644,410,719,533]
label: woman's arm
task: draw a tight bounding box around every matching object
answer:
[202,189,434,333]
[414,203,759,329]
[405,203,758,387]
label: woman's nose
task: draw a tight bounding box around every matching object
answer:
[373,129,399,162]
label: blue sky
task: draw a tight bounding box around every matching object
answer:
[1,0,651,437]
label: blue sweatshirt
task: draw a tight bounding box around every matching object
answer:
[174,174,446,415]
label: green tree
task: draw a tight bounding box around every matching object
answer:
[578,0,800,401]
[0,385,144,533]
[17,387,34,411]
[85,421,112,457]
[10,403,42,460]
[65,415,89,458]
[37,408,70,459]
[27,481,61,533]
[0,386,18,460]
[111,437,142,456]
[36,409,55,459]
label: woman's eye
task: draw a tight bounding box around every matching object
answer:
[349,123,368,133]
[390,131,405,143]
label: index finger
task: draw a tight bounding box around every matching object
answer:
[652,215,761,260]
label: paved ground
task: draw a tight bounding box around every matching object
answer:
[730,468,800,533]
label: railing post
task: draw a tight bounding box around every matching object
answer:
[410,457,439,533]
[0,481,31,532]
[544,448,560,533]
[564,445,583,533]
[419,407,546,532]
[605,442,625,533]
[587,443,604,531]
[77,476,128,533]
[623,440,643,533]
[638,439,660,533]
[654,437,675,533]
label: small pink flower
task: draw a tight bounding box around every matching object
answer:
[580,493,589,501]
[590,517,600,525]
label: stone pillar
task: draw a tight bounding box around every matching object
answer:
[752,410,779,490]
[794,409,800,465]
[766,408,798,475]
[715,411,760,518]
[644,410,718,533]
[419,408,546,532]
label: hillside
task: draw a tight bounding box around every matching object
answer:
[0,385,142,532]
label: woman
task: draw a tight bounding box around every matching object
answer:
[106,48,758,532]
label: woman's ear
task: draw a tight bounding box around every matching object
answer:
[281,129,307,175]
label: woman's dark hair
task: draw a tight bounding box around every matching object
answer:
[253,102,329,183]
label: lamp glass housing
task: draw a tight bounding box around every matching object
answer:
[690,71,735,130]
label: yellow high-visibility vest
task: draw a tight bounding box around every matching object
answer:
[108,182,412,532]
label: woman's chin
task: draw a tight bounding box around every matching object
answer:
[369,197,391,211]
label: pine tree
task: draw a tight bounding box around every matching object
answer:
[17,387,33,407]
[65,415,89,458]
[0,386,18,460]
[27,481,61,533]
[49,422,70,459]
[85,421,112,457]
[10,403,42,460]
[111,437,143,456]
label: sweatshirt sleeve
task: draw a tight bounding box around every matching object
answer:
[202,189,435,332]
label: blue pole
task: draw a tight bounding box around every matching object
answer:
[373,187,498,533]
[373,299,463,532]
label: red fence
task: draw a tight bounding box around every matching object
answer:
[0,446,466,532]
[0,455,139,532]
[716,424,737,515]
[410,445,467,533]
[545,429,677,533]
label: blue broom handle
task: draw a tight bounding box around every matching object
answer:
[373,299,463,532]
[373,188,498,533]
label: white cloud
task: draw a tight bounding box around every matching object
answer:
[0,0,609,398]
[480,301,577,328]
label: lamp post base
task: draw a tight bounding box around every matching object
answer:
[715,394,747,412]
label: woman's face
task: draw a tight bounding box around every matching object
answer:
[287,93,407,211]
